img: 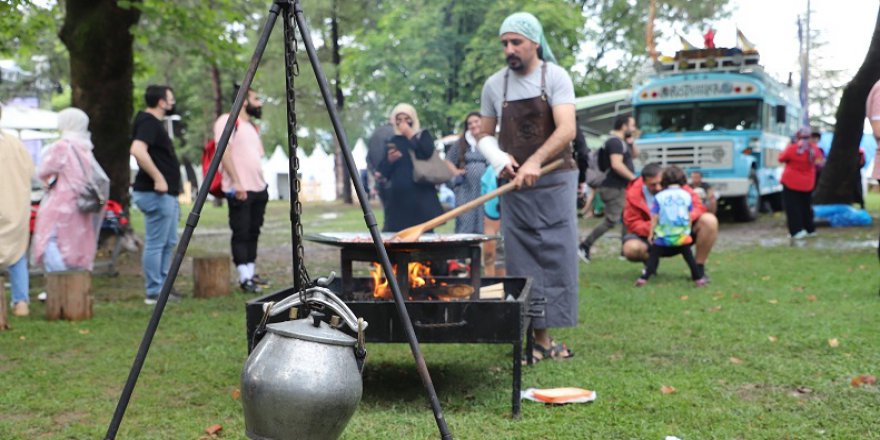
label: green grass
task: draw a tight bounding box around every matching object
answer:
[1,195,878,439]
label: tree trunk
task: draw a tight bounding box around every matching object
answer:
[646,0,658,61]
[814,6,880,204]
[193,255,231,298]
[60,0,141,208]
[0,276,7,331]
[45,271,93,321]
[211,63,223,118]
[331,0,353,204]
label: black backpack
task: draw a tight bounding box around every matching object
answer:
[596,145,610,172]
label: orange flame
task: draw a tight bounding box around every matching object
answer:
[369,262,442,299]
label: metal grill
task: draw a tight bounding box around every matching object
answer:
[637,140,733,169]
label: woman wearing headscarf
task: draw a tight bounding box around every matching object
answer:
[31,107,109,271]
[376,103,444,232]
[0,105,35,316]
[445,111,487,234]
[779,127,823,240]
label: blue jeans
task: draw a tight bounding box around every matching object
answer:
[6,253,29,304]
[44,235,68,272]
[132,191,179,298]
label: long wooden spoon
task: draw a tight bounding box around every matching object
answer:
[392,158,565,242]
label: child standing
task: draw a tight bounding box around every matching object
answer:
[636,166,707,287]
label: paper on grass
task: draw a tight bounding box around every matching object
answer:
[520,387,597,404]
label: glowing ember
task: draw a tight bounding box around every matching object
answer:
[369,262,446,299]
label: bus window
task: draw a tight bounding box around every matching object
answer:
[637,99,761,134]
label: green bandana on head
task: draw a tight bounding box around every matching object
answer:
[499,12,557,64]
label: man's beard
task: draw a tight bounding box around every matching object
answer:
[246,104,262,119]
[506,55,524,71]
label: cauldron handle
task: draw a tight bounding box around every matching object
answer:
[267,286,368,333]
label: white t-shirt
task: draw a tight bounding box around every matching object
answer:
[480,61,575,119]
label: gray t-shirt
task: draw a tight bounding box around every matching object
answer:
[480,61,575,118]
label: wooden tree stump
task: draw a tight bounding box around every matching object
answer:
[0,276,8,330]
[193,255,231,299]
[46,271,92,321]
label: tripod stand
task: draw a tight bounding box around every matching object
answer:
[104,1,453,438]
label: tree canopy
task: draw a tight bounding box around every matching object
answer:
[2,0,735,203]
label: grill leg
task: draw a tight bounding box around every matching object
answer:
[512,340,522,418]
[469,245,481,299]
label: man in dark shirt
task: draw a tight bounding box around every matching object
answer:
[129,85,182,305]
[578,113,637,262]
[366,121,394,205]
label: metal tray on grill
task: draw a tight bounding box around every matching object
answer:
[305,232,495,250]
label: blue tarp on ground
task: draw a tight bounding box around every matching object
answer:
[813,204,873,227]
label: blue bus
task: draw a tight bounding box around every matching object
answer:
[631,48,802,221]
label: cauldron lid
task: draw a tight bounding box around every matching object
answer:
[266,318,357,347]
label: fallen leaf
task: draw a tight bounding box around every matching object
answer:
[792,286,805,292]
[78,329,90,335]
[713,293,724,300]
[760,275,771,281]
[859,264,866,270]
[707,305,722,313]
[205,424,222,435]
[211,312,220,318]
[806,295,817,302]
[828,338,840,348]
[729,357,744,365]
[660,385,677,394]
[851,375,877,387]
[768,299,778,304]
[489,366,502,373]
[768,336,778,343]
[231,389,241,400]
[731,293,741,300]
[679,295,689,301]
[19,336,26,341]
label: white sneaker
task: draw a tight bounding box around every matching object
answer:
[791,230,808,240]
[806,231,818,238]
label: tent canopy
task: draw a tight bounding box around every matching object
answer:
[0,105,58,130]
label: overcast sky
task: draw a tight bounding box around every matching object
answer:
[658,0,878,82]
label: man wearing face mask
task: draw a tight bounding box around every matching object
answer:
[578,114,638,263]
[130,85,183,304]
[213,85,270,293]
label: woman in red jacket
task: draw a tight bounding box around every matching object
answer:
[779,127,824,239]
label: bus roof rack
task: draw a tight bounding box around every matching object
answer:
[655,48,761,75]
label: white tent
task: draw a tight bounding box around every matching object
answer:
[351,138,368,170]
[263,146,291,200]
[0,105,58,130]
[298,145,336,201]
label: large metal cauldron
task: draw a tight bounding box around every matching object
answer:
[241,287,367,440]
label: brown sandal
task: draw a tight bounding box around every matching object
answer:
[526,341,574,364]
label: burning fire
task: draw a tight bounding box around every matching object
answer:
[370,262,444,299]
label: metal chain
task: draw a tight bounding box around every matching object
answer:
[283,8,310,292]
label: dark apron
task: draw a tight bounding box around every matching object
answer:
[498,62,576,172]
[498,62,579,329]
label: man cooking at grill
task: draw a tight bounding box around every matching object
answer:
[477,12,578,361]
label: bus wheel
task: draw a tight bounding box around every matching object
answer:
[733,173,760,222]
